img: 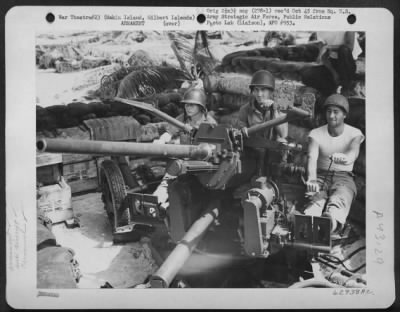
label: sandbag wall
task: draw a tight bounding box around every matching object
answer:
[204,72,322,146]
[218,42,365,97]
[37,91,184,134]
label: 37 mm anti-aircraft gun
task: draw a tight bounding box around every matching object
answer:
[37,94,332,288]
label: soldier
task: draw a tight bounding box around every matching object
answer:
[153,88,217,209]
[304,94,365,234]
[237,70,288,176]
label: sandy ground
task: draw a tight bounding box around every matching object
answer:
[51,192,158,288]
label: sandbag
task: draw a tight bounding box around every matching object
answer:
[55,60,82,73]
[348,199,365,225]
[222,50,253,66]
[203,73,252,95]
[222,42,322,66]
[207,92,223,111]
[67,102,93,118]
[354,175,365,203]
[37,106,58,132]
[38,49,64,69]
[87,102,112,118]
[37,220,56,250]
[156,91,183,108]
[299,65,337,96]
[353,143,366,177]
[216,110,241,128]
[127,49,156,67]
[347,97,365,133]
[37,246,79,288]
[160,102,181,117]
[221,93,251,111]
[287,124,310,148]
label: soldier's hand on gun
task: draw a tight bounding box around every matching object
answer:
[153,132,172,145]
[153,139,165,144]
[305,179,320,196]
[330,153,350,165]
[241,127,249,138]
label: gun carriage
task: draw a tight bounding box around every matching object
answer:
[37,94,333,288]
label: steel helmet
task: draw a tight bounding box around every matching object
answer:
[181,88,207,110]
[323,94,349,114]
[249,70,275,90]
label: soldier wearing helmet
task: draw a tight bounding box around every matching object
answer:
[238,70,288,142]
[303,93,365,235]
[155,88,217,145]
[153,88,217,212]
[237,70,288,176]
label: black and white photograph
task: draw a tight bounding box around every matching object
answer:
[5,6,395,309]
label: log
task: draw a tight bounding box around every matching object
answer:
[203,73,251,95]
[222,42,322,65]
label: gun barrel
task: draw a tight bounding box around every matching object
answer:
[247,106,310,136]
[114,97,193,133]
[149,206,219,288]
[37,138,212,161]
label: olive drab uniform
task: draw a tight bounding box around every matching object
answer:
[166,113,217,145]
[237,99,288,177]
[153,88,217,211]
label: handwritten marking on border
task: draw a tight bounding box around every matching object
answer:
[37,291,60,298]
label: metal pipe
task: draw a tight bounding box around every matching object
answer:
[149,206,219,288]
[247,106,310,136]
[288,278,339,289]
[36,138,212,161]
[114,97,193,133]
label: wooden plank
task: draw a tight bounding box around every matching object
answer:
[36,152,63,167]
[69,178,100,194]
[63,159,99,182]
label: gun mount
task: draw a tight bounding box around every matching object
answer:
[36,99,332,288]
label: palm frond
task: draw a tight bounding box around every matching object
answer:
[168,31,219,79]
[116,66,191,100]
[167,32,195,78]
[193,31,219,76]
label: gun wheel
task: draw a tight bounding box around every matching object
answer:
[100,160,130,231]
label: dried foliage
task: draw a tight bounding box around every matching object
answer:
[168,31,219,79]
[116,66,191,99]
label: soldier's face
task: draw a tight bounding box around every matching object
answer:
[326,106,346,127]
[185,103,201,117]
[252,87,274,107]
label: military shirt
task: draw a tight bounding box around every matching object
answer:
[166,113,218,144]
[237,99,287,140]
